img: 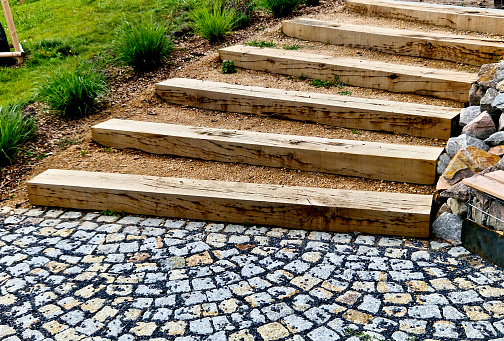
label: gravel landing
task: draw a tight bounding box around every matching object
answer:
[1,207,504,340]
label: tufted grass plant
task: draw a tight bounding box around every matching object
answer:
[189,1,237,43]
[37,65,108,119]
[258,0,304,17]
[114,17,173,72]
[0,105,37,166]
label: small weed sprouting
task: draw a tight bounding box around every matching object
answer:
[100,209,126,217]
[244,40,276,48]
[310,79,333,88]
[258,0,304,17]
[0,105,37,166]
[298,74,307,81]
[339,91,352,95]
[80,150,86,157]
[351,129,361,134]
[189,2,237,43]
[221,60,237,74]
[114,17,173,72]
[37,64,108,119]
[282,44,301,50]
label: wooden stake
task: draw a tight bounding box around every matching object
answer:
[1,0,23,64]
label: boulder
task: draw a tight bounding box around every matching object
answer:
[445,134,489,159]
[485,131,504,146]
[442,146,501,185]
[497,79,504,92]
[437,176,451,192]
[499,113,504,131]
[437,153,451,175]
[480,88,500,114]
[431,212,463,242]
[461,111,496,140]
[489,145,504,157]
[440,181,471,201]
[447,198,468,216]
[497,158,504,171]
[491,93,504,115]
[469,83,486,106]
[459,106,482,127]
[477,61,504,88]
[436,203,452,219]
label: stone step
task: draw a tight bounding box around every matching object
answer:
[155,78,459,140]
[218,45,476,102]
[27,169,433,237]
[282,18,504,66]
[346,0,504,36]
[91,119,443,184]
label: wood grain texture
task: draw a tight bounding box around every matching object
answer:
[346,0,504,36]
[27,169,432,237]
[484,170,504,185]
[155,78,459,140]
[463,176,504,201]
[282,18,504,66]
[218,45,475,102]
[92,119,443,184]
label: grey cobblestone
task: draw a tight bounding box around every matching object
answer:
[1,208,504,340]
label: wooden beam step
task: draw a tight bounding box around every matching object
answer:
[282,18,504,66]
[218,45,475,102]
[346,0,504,36]
[155,78,459,140]
[27,169,433,237]
[92,119,443,184]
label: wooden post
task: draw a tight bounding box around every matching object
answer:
[1,0,23,64]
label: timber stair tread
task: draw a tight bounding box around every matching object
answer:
[282,18,504,66]
[91,119,443,184]
[346,0,504,36]
[27,169,433,238]
[155,78,459,140]
[218,45,476,102]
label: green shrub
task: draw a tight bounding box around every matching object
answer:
[114,17,173,72]
[224,0,255,28]
[0,105,37,166]
[189,2,237,43]
[37,65,108,119]
[258,0,303,17]
[221,60,236,73]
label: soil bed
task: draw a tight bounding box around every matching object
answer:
[1,0,497,208]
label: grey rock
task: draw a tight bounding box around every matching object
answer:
[447,198,468,216]
[437,153,451,175]
[446,134,489,158]
[497,158,504,170]
[480,88,500,114]
[491,92,504,114]
[431,212,463,242]
[436,203,452,219]
[461,111,496,140]
[497,79,504,91]
[485,131,504,146]
[477,61,504,88]
[469,83,486,106]
[499,113,504,131]
[459,106,482,127]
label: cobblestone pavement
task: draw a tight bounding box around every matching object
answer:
[1,207,504,341]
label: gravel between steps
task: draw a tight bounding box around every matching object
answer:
[5,0,495,207]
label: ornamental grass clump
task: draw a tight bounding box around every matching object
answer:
[115,18,173,72]
[224,0,255,28]
[259,0,303,17]
[189,2,237,43]
[37,65,108,119]
[0,105,37,166]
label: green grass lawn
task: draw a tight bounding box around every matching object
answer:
[0,0,190,106]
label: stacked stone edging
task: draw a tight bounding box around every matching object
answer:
[434,61,504,241]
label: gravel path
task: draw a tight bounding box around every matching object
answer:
[1,207,504,340]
